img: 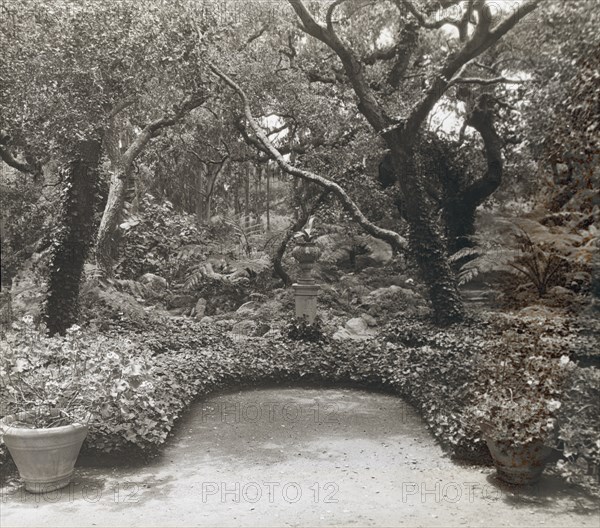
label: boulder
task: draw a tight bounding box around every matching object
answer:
[232,320,257,337]
[346,317,369,334]
[333,317,377,341]
[216,319,236,330]
[168,294,195,309]
[369,285,403,298]
[254,323,271,337]
[194,298,207,319]
[548,286,575,298]
[139,273,168,292]
[542,285,578,308]
[357,238,393,267]
[518,304,562,318]
[236,301,258,316]
[249,293,268,302]
[361,313,377,327]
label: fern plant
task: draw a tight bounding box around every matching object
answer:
[224,213,264,257]
[316,226,377,270]
[452,216,598,297]
[183,255,271,291]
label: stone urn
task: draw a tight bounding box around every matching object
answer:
[291,242,321,322]
[292,242,321,283]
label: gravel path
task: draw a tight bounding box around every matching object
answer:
[1,387,598,527]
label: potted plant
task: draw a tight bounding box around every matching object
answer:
[466,318,575,485]
[0,316,147,493]
[292,216,321,271]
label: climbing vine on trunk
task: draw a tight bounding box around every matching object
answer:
[44,140,102,335]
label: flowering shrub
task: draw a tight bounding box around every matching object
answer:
[556,366,600,487]
[0,317,151,428]
[0,312,597,495]
[464,317,576,446]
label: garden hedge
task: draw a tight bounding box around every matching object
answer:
[1,315,598,495]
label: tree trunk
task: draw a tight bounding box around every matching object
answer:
[95,169,127,277]
[203,158,227,223]
[244,164,250,229]
[44,139,102,335]
[389,137,464,325]
[444,96,503,255]
[95,96,206,277]
[96,121,163,276]
[234,172,240,215]
[266,164,271,232]
[195,167,204,226]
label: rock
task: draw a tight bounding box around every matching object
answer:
[168,294,195,309]
[236,301,257,315]
[357,238,393,267]
[200,316,214,324]
[518,304,562,318]
[333,317,377,341]
[361,313,377,327]
[249,293,268,302]
[346,317,369,334]
[216,319,236,330]
[254,323,271,337]
[363,285,420,306]
[139,273,167,291]
[369,285,404,298]
[541,285,579,308]
[548,286,575,298]
[194,298,207,319]
[168,307,188,316]
[232,320,257,337]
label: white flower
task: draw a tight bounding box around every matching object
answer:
[106,352,120,362]
[13,359,29,373]
[559,355,570,366]
[547,400,561,412]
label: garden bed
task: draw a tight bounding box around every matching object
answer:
[1,314,598,495]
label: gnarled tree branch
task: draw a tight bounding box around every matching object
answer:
[288,0,391,132]
[95,92,207,276]
[0,132,42,178]
[448,75,527,87]
[395,0,462,30]
[405,0,541,134]
[208,62,407,252]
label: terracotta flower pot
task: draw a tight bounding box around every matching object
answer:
[485,437,553,485]
[1,411,89,493]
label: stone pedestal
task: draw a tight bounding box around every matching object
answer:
[292,282,319,323]
[291,242,321,323]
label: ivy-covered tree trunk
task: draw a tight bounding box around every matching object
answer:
[444,96,503,255]
[389,137,464,325]
[44,140,102,335]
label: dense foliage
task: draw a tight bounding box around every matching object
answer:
[2,313,598,493]
[0,0,598,505]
